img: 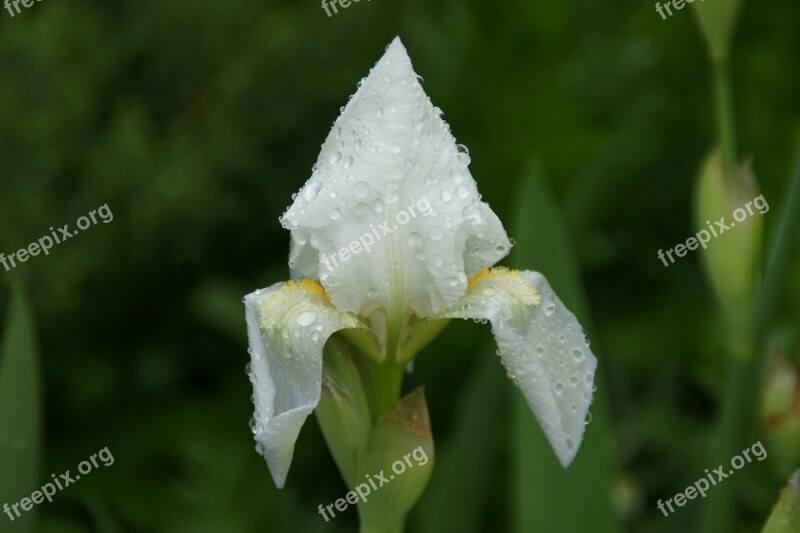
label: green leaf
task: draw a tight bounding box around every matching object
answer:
[509,161,620,533]
[761,470,800,533]
[0,282,42,532]
[413,348,506,533]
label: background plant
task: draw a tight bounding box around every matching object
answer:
[0,0,799,531]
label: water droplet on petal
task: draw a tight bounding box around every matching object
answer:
[304,182,322,201]
[572,348,585,362]
[408,232,421,246]
[296,311,317,327]
[554,382,565,395]
[354,181,370,198]
[330,208,341,221]
[429,227,443,240]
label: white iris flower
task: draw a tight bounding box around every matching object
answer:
[244,37,597,488]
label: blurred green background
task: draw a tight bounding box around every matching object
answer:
[0,0,798,531]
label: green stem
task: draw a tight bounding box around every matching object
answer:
[712,60,738,182]
[360,518,405,533]
[703,137,800,533]
[370,361,404,421]
[753,137,800,336]
[702,349,766,533]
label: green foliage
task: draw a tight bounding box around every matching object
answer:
[0,283,41,532]
[0,0,798,531]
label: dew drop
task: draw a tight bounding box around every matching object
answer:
[440,190,452,202]
[354,181,370,198]
[544,303,556,316]
[329,152,342,165]
[373,199,384,213]
[296,311,317,327]
[569,376,579,387]
[457,186,470,199]
[330,208,341,221]
[408,232,421,246]
[304,182,321,201]
[572,348,585,362]
[355,202,369,216]
[429,227,443,240]
[554,382,565,395]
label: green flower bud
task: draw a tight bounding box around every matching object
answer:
[693,0,744,62]
[356,387,435,533]
[762,470,800,533]
[760,352,800,476]
[694,149,763,350]
[316,334,372,487]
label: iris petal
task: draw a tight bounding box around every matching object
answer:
[244,280,364,487]
[281,37,511,319]
[439,268,597,467]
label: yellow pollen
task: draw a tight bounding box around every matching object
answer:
[259,279,330,331]
[467,267,542,306]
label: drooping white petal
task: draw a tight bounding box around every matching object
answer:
[439,268,597,467]
[281,37,511,319]
[244,280,362,488]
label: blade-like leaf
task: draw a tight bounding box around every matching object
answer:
[0,282,42,532]
[509,161,620,533]
[413,347,506,533]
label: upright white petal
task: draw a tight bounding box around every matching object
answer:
[282,37,511,319]
[244,280,362,488]
[439,268,597,467]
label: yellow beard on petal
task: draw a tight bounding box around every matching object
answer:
[467,267,542,307]
[259,279,332,331]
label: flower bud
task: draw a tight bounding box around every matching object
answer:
[693,0,744,62]
[694,149,763,349]
[316,334,372,486]
[760,352,800,476]
[355,387,434,532]
[762,470,800,533]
